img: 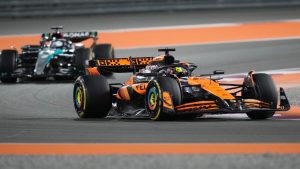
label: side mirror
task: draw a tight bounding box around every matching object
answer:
[188,63,197,72]
[213,70,225,75]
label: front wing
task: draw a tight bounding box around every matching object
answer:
[164,87,290,115]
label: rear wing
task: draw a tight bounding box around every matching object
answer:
[89,57,153,73]
[41,31,97,43]
[63,32,97,43]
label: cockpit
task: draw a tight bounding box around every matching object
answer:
[157,66,189,77]
[142,64,190,78]
[50,39,72,49]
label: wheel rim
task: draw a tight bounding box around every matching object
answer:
[75,85,84,109]
[147,87,158,111]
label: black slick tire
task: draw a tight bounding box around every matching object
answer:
[246,73,278,120]
[93,44,115,60]
[0,50,17,83]
[145,76,182,121]
[74,48,91,75]
[73,75,111,118]
[93,44,115,76]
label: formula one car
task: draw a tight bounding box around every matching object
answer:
[73,48,290,120]
[0,26,114,83]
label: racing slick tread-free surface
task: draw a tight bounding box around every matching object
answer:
[93,44,115,60]
[0,49,17,83]
[246,73,278,120]
[146,76,182,120]
[93,44,115,76]
[74,48,92,73]
[74,75,111,118]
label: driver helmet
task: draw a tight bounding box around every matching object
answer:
[51,32,63,40]
[50,39,64,48]
[175,67,183,73]
[172,67,187,77]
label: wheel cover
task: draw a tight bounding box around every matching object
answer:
[147,87,158,111]
[75,85,84,109]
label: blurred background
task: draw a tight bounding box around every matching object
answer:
[1,0,300,18]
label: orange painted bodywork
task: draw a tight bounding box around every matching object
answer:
[152,55,165,62]
[163,91,174,110]
[176,101,218,111]
[176,101,216,108]
[96,57,153,66]
[116,82,148,101]
[116,87,131,101]
[125,76,134,85]
[97,58,130,66]
[243,99,269,105]
[243,99,271,108]
[132,83,148,95]
[187,77,235,100]
[85,67,100,75]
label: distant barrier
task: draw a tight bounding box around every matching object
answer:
[1,0,300,18]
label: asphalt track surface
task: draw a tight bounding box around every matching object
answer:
[0,7,300,169]
[1,38,300,143]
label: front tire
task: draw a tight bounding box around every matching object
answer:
[73,75,112,118]
[245,73,278,120]
[145,76,182,121]
[0,50,17,83]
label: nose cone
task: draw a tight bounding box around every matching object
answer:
[34,50,53,75]
[187,77,235,100]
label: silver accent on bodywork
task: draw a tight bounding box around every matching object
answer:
[34,48,54,75]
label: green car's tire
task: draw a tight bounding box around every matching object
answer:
[74,48,92,75]
[0,50,17,83]
[93,44,115,76]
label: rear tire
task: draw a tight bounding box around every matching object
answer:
[145,76,182,121]
[245,73,278,120]
[74,48,91,75]
[93,44,115,60]
[73,75,111,118]
[93,44,115,76]
[0,50,17,83]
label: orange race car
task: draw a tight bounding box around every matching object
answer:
[73,48,290,120]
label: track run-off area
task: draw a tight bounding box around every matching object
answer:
[1,19,300,50]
